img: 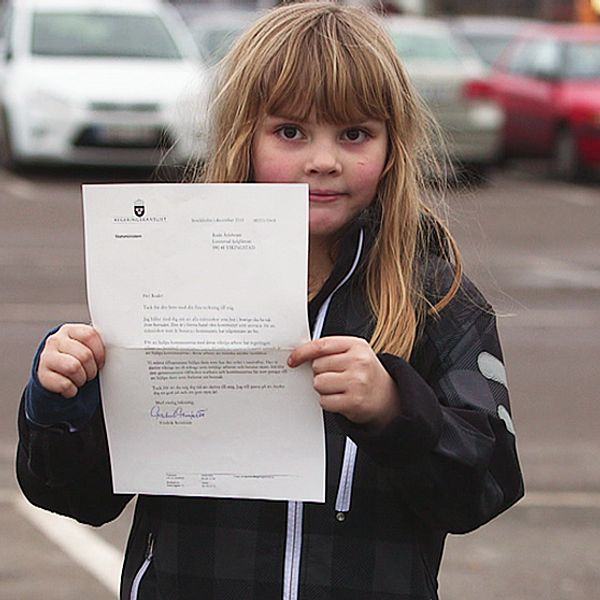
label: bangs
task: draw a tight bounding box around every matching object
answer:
[256,12,394,124]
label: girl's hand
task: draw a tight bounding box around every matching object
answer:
[37,324,105,399]
[288,336,401,430]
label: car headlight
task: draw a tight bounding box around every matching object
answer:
[27,90,72,117]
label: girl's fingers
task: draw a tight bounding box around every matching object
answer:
[311,353,348,375]
[41,350,89,389]
[288,336,360,367]
[61,325,106,369]
[37,368,80,399]
[45,336,99,382]
[38,324,106,396]
[293,336,397,426]
[318,393,346,414]
[313,371,346,396]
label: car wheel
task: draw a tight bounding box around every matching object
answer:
[553,126,583,182]
[0,110,18,170]
[493,140,510,168]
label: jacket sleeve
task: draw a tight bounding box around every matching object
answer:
[16,385,132,527]
[340,308,524,534]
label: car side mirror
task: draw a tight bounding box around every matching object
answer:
[0,41,12,62]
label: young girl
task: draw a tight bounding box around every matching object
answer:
[17,2,524,599]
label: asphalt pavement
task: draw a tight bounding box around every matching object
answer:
[1,163,599,599]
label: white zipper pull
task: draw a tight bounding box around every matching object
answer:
[334,437,358,518]
[145,532,154,559]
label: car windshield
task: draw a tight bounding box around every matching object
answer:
[389,31,464,64]
[564,41,600,79]
[197,27,245,65]
[463,33,513,66]
[31,12,182,59]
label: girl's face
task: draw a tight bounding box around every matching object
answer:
[252,115,388,241]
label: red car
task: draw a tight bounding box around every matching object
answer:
[489,23,600,180]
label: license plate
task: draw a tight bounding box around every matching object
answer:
[95,125,158,144]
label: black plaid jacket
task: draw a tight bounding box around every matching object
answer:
[17,219,524,599]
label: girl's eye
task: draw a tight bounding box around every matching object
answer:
[277,125,302,140]
[342,128,368,143]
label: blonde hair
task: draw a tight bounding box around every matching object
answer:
[193,0,462,358]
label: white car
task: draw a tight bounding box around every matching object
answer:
[383,16,505,173]
[0,0,208,168]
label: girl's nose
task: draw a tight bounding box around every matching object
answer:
[304,142,342,175]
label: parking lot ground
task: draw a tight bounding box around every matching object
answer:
[1,163,599,599]
[442,501,600,600]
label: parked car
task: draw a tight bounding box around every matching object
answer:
[450,16,542,68]
[488,23,600,180]
[382,16,505,173]
[0,0,208,169]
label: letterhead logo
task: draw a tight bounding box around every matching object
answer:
[134,199,145,218]
[113,197,166,224]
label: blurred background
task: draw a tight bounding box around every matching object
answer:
[1,0,599,598]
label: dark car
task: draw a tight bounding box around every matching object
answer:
[488,23,600,180]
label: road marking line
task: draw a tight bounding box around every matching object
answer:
[499,309,600,329]
[561,189,597,207]
[0,171,40,202]
[14,495,122,597]
[521,491,600,509]
[566,197,595,207]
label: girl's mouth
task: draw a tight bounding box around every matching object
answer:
[309,190,346,203]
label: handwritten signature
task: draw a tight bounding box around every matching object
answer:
[150,406,207,420]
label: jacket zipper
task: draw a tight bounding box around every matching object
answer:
[282,229,364,600]
[130,533,154,600]
[283,501,304,600]
[334,437,358,521]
